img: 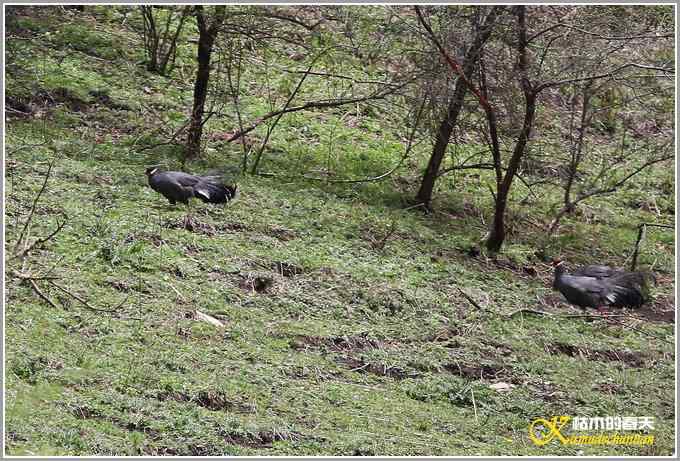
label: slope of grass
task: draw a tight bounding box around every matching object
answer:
[5,6,675,456]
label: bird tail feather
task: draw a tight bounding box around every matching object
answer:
[193,183,237,204]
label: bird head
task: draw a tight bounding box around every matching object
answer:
[145,166,162,176]
[551,258,567,277]
[551,258,565,267]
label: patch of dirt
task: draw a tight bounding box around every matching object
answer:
[216,222,249,232]
[336,356,417,380]
[238,275,274,293]
[69,405,160,438]
[183,220,217,235]
[167,266,185,278]
[529,381,567,402]
[184,243,201,256]
[424,327,465,344]
[5,431,27,443]
[105,279,130,292]
[220,430,305,449]
[545,342,649,368]
[282,365,344,381]
[593,382,624,395]
[124,231,166,248]
[156,390,255,413]
[145,442,225,456]
[88,89,131,111]
[144,447,179,456]
[480,338,514,357]
[165,218,248,236]
[636,295,675,323]
[290,334,386,352]
[271,261,305,277]
[185,443,227,456]
[443,362,516,382]
[265,226,297,241]
[8,87,92,115]
[70,405,103,419]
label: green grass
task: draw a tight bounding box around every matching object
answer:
[4,6,675,456]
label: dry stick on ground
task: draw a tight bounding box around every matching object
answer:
[613,318,673,345]
[8,160,127,315]
[13,160,54,254]
[506,308,628,319]
[28,279,60,309]
[455,287,496,316]
[47,280,129,314]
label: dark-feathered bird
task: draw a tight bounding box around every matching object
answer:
[552,260,654,312]
[145,167,237,225]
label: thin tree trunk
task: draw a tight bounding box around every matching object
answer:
[485,6,536,253]
[414,7,501,208]
[185,6,226,163]
[415,81,467,207]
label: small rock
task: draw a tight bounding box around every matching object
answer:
[489,382,514,393]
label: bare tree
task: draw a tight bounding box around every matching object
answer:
[546,78,673,234]
[413,6,504,209]
[185,5,226,162]
[140,6,192,76]
[475,6,673,252]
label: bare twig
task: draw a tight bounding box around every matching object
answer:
[12,213,67,261]
[615,319,673,345]
[250,48,329,174]
[629,222,674,271]
[28,279,60,309]
[259,96,426,184]
[224,80,411,144]
[14,160,54,254]
[455,287,495,315]
[47,280,128,314]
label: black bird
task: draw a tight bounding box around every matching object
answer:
[145,167,237,225]
[552,260,654,312]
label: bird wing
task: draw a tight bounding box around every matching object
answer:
[559,274,609,306]
[164,171,201,187]
[572,265,619,279]
[149,172,195,202]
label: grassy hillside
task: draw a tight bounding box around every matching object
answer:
[4,6,675,456]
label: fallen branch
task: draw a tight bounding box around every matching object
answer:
[13,160,54,254]
[47,280,128,314]
[506,308,628,319]
[455,287,495,315]
[28,279,60,309]
[614,319,673,345]
[194,310,225,328]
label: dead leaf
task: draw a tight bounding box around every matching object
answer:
[194,310,225,328]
